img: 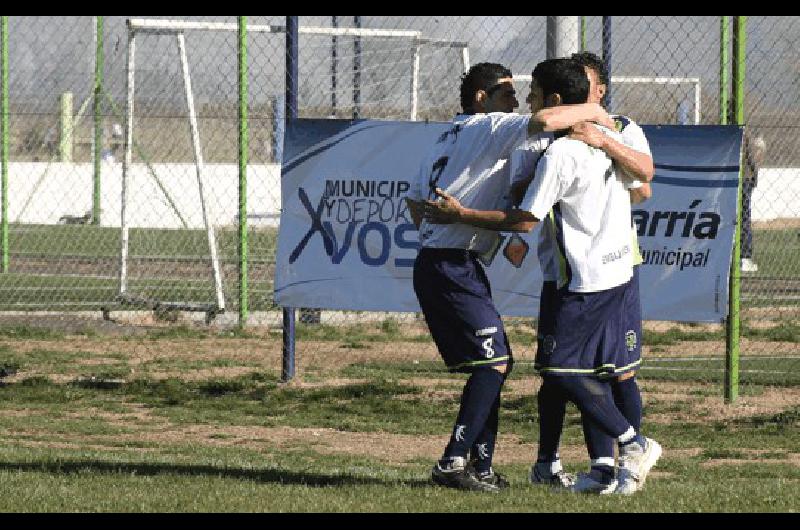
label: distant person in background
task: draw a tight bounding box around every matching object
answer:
[741,132,767,273]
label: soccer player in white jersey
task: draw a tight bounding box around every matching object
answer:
[423,58,661,495]
[405,62,615,492]
[566,51,655,493]
[515,52,657,494]
[504,56,655,492]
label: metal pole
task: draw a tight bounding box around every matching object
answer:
[546,16,579,59]
[93,16,104,225]
[238,16,248,328]
[720,16,729,125]
[580,16,587,52]
[60,91,73,162]
[726,16,746,403]
[410,40,420,120]
[283,16,298,382]
[120,27,136,296]
[331,16,337,117]
[1,16,7,273]
[353,15,361,119]
[602,16,612,111]
[271,94,284,163]
[177,33,225,312]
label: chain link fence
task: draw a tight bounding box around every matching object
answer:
[0,16,797,391]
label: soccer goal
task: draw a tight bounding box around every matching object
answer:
[119,18,470,317]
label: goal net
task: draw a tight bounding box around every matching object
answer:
[120,18,470,316]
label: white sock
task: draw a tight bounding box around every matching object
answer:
[617,427,637,445]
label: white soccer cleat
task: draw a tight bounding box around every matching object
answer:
[613,467,639,495]
[569,471,618,495]
[619,437,662,490]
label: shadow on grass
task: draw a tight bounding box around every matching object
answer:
[0,460,432,488]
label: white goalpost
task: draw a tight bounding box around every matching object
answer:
[612,77,702,125]
[120,18,470,315]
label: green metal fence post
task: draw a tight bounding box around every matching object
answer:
[238,16,248,328]
[1,16,7,274]
[725,15,747,403]
[93,16,104,225]
[720,16,729,125]
[580,16,587,52]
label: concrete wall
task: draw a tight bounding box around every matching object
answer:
[8,162,282,229]
[6,163,799,228]
[751,168,800,221]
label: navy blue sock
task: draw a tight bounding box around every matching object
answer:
[537,377,568,463]
[612,377,642,434]
[581,413,616,476]
[471,392,500,474]
[550,375,631,438]
[443,369,505,460]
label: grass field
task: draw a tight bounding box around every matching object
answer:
[0,322,798,512]
[0,224,798,311]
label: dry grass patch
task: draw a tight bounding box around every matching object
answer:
[642,380,800,424]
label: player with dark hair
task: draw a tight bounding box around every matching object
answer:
[424,57,661,494]
[405,62,615,492]
[557,50,655,494]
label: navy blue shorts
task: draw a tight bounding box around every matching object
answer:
[413,248,511,373]
[535,279,638,378]
[620,266,643,373]
[536,280,558,343]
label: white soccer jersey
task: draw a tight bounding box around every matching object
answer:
[614,114,653,266]
[509,134,555,190]
[508,134,557,280]
[407,112,530,254]
[521,125,634,293]
[613,114,652,162]
[535,118,651,282]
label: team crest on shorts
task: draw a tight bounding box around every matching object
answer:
[625,330,638,352]
[542,335,557,356]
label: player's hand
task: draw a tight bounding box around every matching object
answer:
[591,104,616,130]
[423,188,463,224]
[569,121,607,149]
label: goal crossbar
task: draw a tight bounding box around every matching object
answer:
[127,19,468,48]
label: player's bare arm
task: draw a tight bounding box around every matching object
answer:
[423,187,539,233]
[529,102,615,135]
[629,183,652,204]
[568,122,655,182]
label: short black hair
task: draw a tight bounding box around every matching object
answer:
[459,62,513,114]
[571,51,608,86]
[531,58,589,105]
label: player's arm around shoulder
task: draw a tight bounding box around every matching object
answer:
[529,103,615,135]
[569,121,655,183]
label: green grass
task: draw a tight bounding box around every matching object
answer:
[750,228,800,278]
[0,223,278,310]
[640,357,800,386]
[2,224,798,312]
[0,353,798,511]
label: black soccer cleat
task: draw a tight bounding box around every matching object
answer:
[431,457,501,492]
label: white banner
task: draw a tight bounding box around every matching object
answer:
[275,119,743,322]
